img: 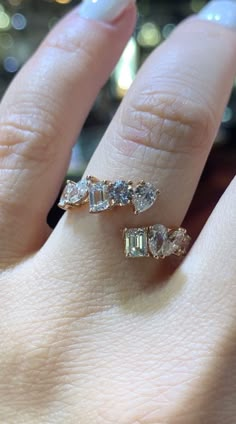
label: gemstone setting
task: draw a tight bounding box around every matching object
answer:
[59,179,88,209]
[148,224,173,258]
[59,177,160,215]
[169,228,191,256]
[125,224,191,260]
[125,228,149,258]
[108,180,133,206]
[148,225,191,258]
[132,182,159,215]
[89,181,111,213]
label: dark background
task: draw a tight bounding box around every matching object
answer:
[0,0,235,229]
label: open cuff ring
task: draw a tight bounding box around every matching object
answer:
[124,225,191,259]
[58,177,160,215]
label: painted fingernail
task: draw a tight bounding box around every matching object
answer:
[79,0,136,23]
[198,0,236,29]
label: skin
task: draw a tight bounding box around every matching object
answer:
[0,4,236,423]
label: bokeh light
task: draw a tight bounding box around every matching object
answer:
[0,11,11,30]
[137,22,162,48]
[11,13,27,31]
[3,55,19,73]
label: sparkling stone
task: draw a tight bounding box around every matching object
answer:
[59,182,77,208]
[74,179,89,202]
[132,182,159,214]
[89,182,110,213]
[59,180,86,209]
[169,229,191,256]
[59,179,89,209]
[125,228,149,258]
[148,224,173,258]
[108,180,133,206]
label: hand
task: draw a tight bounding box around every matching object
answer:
[0,0,236,423]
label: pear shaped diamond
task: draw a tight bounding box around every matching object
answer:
[132,182,159,215]
[75,179,89,202]
[59,179,88,209]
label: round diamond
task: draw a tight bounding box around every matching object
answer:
[108,181,133,206]
[133,182,159,214]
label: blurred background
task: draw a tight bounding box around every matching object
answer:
[0,0,235,229]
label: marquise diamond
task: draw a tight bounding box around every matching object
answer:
[132,182,159,215]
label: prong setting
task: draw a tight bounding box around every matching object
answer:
[125,224,191,259]
[59,177,160,214]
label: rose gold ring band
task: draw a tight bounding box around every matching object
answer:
[58,177,191,260]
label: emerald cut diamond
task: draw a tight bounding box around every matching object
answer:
[125,228,149,258]
[89,182,110,213]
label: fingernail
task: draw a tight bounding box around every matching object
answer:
[198,0,236,29]
[79,0,136,23]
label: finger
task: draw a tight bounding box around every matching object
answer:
[47,3,236,295]
[183,176,236,300]
[0,0,136,264]
[146,177,236,422]
[86,12,236,228]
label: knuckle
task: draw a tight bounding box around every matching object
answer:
[115,91,215,158]
[44,27,95,67]
[0,102,59,169]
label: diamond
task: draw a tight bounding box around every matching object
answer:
[148,224,173,258]
[59,180,88,209]
[169,228,191,256]
[132,182,159,214]
[125,228,149,258]
[89,182,110,213]
[59,182,77,208]
[74,179,88,203]
[108,180,133,206]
